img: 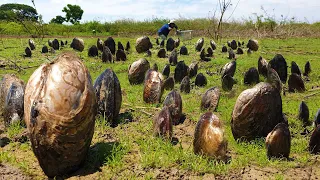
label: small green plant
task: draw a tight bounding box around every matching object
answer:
[6,121,24,139]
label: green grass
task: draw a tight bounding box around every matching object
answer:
[0,36,320,179]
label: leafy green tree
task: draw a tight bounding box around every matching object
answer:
[62,4,83,24]
[50,15,65,24]
[0,3,38,21]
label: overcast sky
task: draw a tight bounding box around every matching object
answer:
[1,0,320,23]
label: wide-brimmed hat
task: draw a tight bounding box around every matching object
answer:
[169,20,175,24]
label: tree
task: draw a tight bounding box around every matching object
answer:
[62,4,83,24]
[0,3,38,21]
[50,15,65,24]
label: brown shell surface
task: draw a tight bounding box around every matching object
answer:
[231,82,283,141]
[258,56,268,77]
[153,106,173,140]
[128,58,150,84]
[193,112,227,160]
[201,87,220,111]
[288,73,305,92]
[163,90,182,125]
[143,70,163,103]
[24,52,96,177]
[265,123,291,159]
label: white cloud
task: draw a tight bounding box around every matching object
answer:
[0,0,319,23]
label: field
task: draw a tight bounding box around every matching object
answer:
[1,35,320,179]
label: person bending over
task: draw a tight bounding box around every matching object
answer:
[158,20,179,41]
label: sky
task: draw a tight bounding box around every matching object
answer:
[1,0,320,23]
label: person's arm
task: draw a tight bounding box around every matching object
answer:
[174,24,178,30]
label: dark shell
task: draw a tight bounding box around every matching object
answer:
[153,106,173,140]
[174,38,180,48]
[88,45,99,57]
[24,52,96,177]
[228,49,235,59]
[180,76,191,93]
[118,41,124,51]
[188,62,198,78]
[52,39,59,50]
[222,74,234,91]
[210,40,217,50]
[195,73,207,87]
[41,46,48,53]
[291,61,301,76]
[71,37,84,52]
[200,48,210,61]
[160,39,165,48]
[207,47,213,57]
[227,41,231,47]
[162,64,170,78]
[156,38,159,45]
[163,90,182,125]
[222,45,227,53]
[125,41,131,51]
[168,49,178,66]
[25,47,32,57]
[298,101,309,126]
[94,69,122,124]
[50,47,55,54]
[163,77,174,91]
[200,87,220,111]
[116,49,127,61]
[309,125,320,154]
[244,67,259,85]
[97,38,104,52]
[304,61,311,76]
[269,54,287,83]
[236,47,244,54]
[65,41,68,45]
[314,109,320,127]
[180,46,188,55]
[230,40,237,50]
[157,48,166,58]
[136,36,152,53]
[193,112,227,160]
[266,67,282,92]
[247,49,252,54]
[266,123,291,159]
[174,61,189,83]
[29,39,35,50]
[60,40,64,47]
[101,46,113,63]
[247,39,259,51]
[48,40,53,47]
[221,60,236,78]
[166,38,175,52]
[238,41,241,47]
[0,74,25,127]
[288,73,305,92]
[145,49,152,57]
[152,63,158,71]
[143,70,164,104]
[258,56,268,77]
[128,58,150,84]
[231,82,283,141]
[195,38,204,52]
[104,37,116,54]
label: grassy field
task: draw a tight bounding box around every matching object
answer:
[1,35,320,179]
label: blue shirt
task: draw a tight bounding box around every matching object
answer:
[158,24,178,37]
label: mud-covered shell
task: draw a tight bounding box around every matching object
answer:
[195,38,204,52]
[180,76,190,93]
[265,123,291,159]
[174,38,180,48]
[116,49,127,61]
[247,39,259,51]
[163,90,182,125]
[88,45,98,57]
[29,39,35,50]
[166,38,175,52]
[195,73,207,87]
[304,61,311,76]
[174,61,189,83]
[162,64,170,78]
[222,45,227,53]
[291,61,301,76]
[25,47,32,57]
[231,82,283,141]
[230,40,237,50]
[244,67,259,85]
[258,56,268,77]
[97,38,104,52]
[222,74,234,91]
[153,106,173,140]
[24,52,96,177]
[298,101,309,125]
[71,37,84,52]
[269,54,288,83]
[188,62,198,78]
[136,36,152,53]
[309,125,320,154]
[143,70,164,103]
[157,48,166,58]
[128,58,150,84]
[104,37,116,54]
[288,73,305,92]
[221,60,236,78]
[41,46,48,53]
[101,46,113,63]
[210,40,217,50]
[163,77,174,91]
[94,69,122,124]
[201,87,220,111]
[193,112,227,160]
[180,46,188,55]
[168,49,178,66]
[52,39,59,50]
